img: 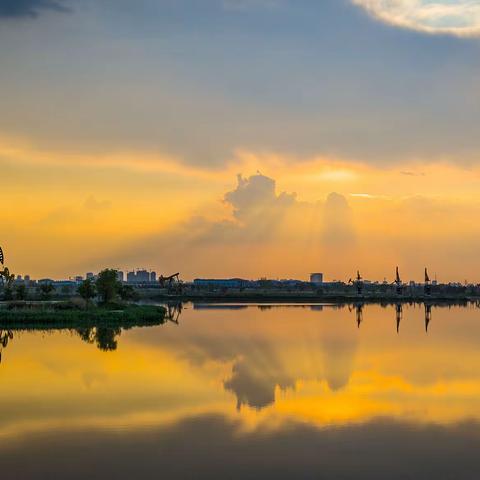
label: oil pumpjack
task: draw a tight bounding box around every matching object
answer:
[158,273,182,294]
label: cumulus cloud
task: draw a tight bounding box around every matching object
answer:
[0,0,68,18]
[352,0,480,36]
[90,172,358,279]
[224,173,296,222]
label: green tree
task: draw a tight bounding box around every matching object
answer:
[39,282,55,300]
[61,285,72,296]
[1,267,15,301]
[3,286,13,301]
[95,269,121,304]
[118,284,139,302]
[78,279,96,306]
[15,284,27,301]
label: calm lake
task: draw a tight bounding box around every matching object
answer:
[1,303,480,479]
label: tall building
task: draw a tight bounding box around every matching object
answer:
[127,271,137,283]
[310,273,324,285]
[136,270,150,283]
[150,271,157,283]
[86,272,95,280]
[117,271,125,282]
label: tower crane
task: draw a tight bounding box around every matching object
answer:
[393,266,403,295]
[348,270,364,295]
[424,268,432,296]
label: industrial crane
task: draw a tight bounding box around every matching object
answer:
[348,270,364,295]
[424,268,432,296]
[393,266,403,295]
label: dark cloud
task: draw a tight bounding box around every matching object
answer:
[0,0,68,18]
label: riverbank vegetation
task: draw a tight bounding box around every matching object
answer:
[0,269,164,327]
[0,303,166,328]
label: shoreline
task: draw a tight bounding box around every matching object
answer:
[145,293,480,305]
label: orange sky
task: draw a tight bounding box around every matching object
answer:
[3,139,480,282]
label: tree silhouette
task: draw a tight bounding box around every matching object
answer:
[38,282,55,300]
[78,279,96,306]
[95,269,121,304]
[15,284,27,301]
[118,284,138,301]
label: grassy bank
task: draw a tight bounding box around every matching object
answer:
[0,303,167,329]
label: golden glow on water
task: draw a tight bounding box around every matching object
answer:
[1,304,480,443]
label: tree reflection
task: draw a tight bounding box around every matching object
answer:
[0,329,13,364]
[76,327,122,351]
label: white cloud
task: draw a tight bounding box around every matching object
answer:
[353,0,480,37]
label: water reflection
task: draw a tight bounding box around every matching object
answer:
[396,303,403,333]
[3,414,480,479]
[166,302,183,323]
[1,302,480,478]
[425,303,432,332]
[0,329,13,364]
[76,327,122,351]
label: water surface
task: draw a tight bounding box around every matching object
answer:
[1,303,480,479]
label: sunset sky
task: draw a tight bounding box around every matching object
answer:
[2,0,480,282]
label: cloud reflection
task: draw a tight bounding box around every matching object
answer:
[2,414,480,479]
